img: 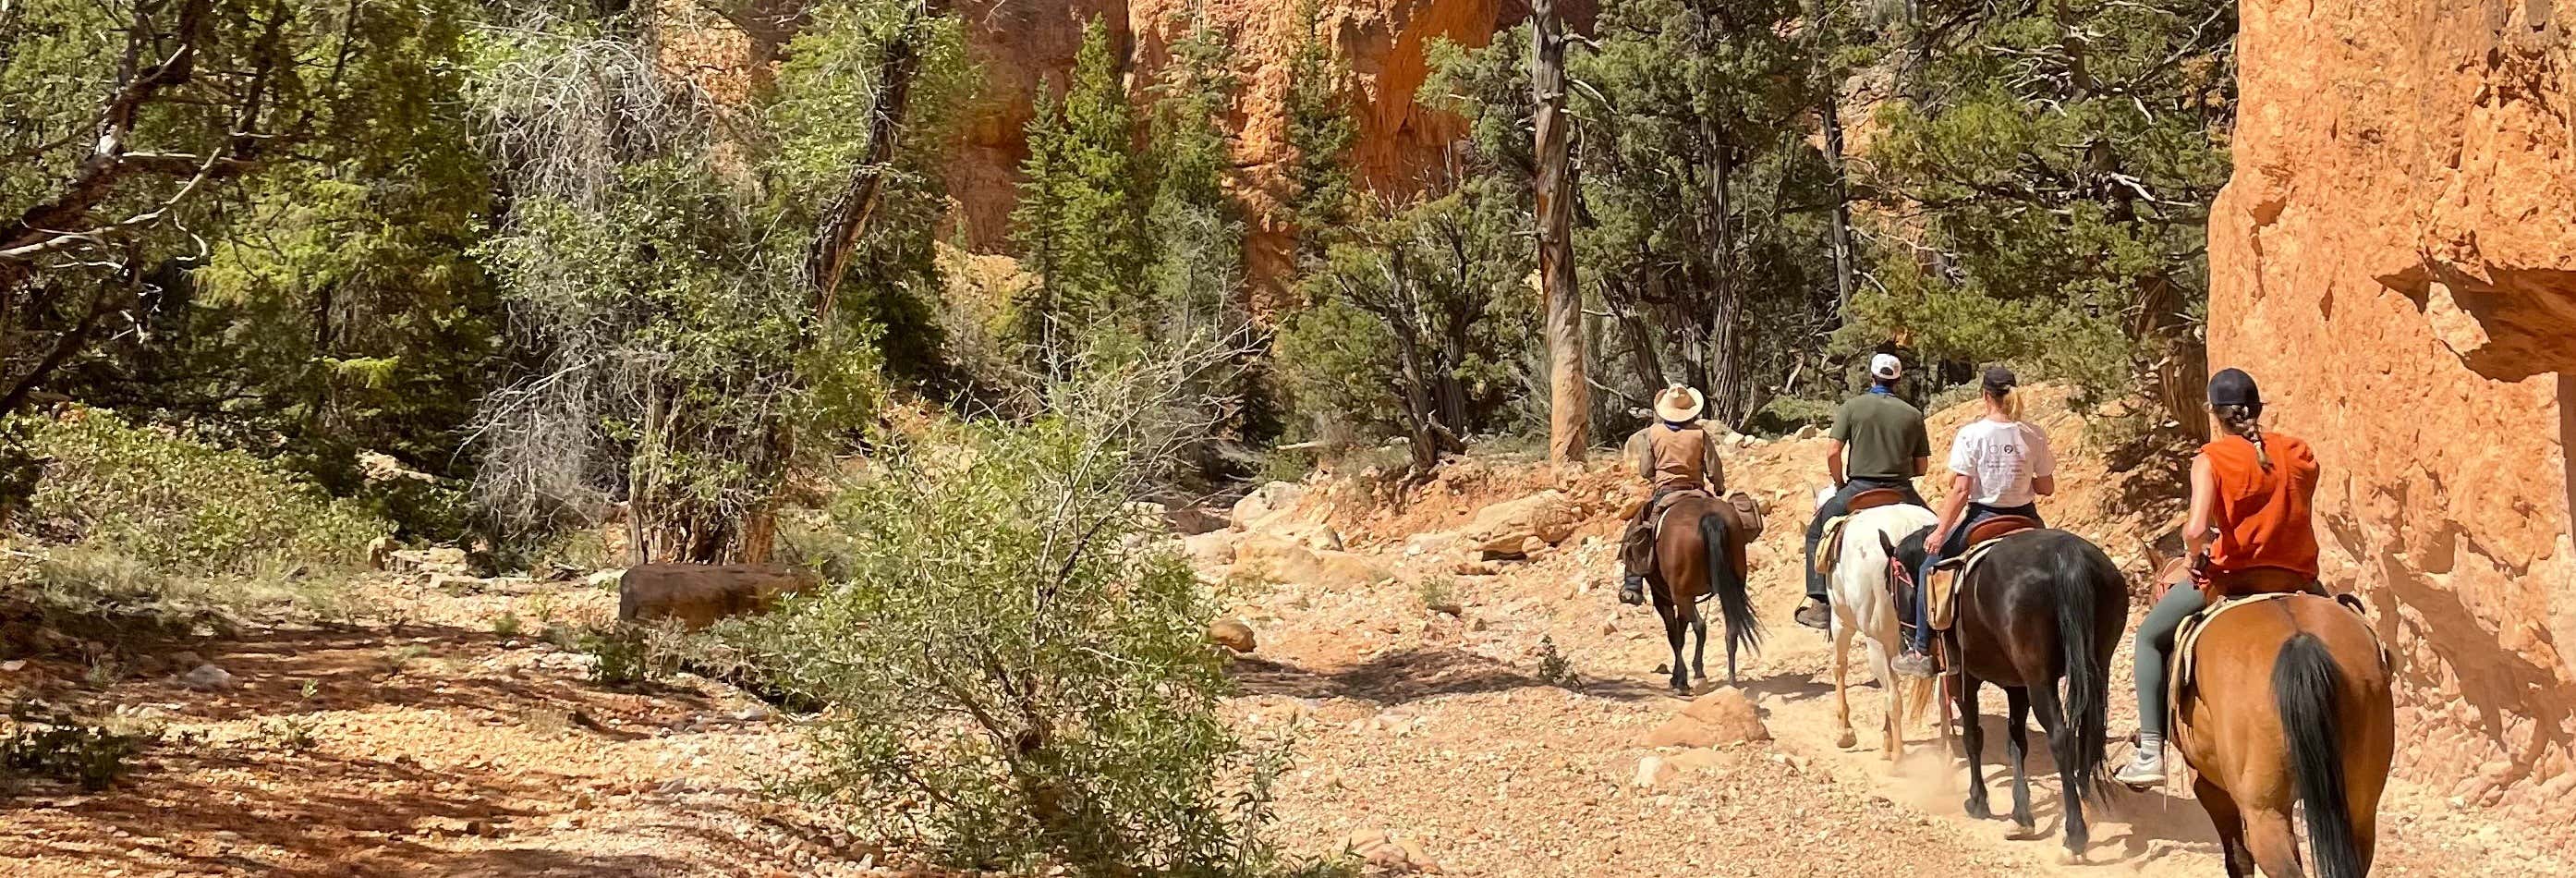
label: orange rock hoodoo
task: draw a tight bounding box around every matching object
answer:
[2207,0,2574,833]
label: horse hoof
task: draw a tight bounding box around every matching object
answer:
[1962,799,1991,820]
[2055,848,2085,866]
[1836,731,1857,750]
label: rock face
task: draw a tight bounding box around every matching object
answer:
[2207,0,2573,823]
[950,0,1593,300]
[617,564,820,631]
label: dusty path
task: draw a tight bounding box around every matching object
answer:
[0,577,881,877]
[1220,520,2573,877]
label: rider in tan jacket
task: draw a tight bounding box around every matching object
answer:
[1619,386,1726,605]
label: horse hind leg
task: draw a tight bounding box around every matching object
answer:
[1832,626,1858,750]
[2193,777,2256,878]
[2003,686,2035,835]
[2026,680,2092,856]
[2244,809,2308,878]
[1691,615,1709,689]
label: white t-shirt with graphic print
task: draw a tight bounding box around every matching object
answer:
[1946,419,2055,506]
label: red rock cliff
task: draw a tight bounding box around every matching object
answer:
[950,0,1581,300]
[2207,0,2576,832]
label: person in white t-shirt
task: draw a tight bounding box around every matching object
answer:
[1893,365,2057,678]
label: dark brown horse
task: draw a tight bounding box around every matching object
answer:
[1893,527,2122,858]
[2172,588,2393,877]
[1647,494,1760,693]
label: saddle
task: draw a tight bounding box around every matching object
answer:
[1811,488,1916,577]
[2167,588,2386,754]
[1922,518,2046,630]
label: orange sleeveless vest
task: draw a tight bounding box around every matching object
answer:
[2202,432,2320,581]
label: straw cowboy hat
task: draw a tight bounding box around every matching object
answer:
[1654,385,1707,423]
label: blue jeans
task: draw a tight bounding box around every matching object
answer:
[1803,478,1926,602]
[1908,502,2042,652]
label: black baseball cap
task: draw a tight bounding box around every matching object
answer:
[1982,365,2017,393]
[2208,368,2262,409]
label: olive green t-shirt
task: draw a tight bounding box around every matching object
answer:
[1829,391,1931,481]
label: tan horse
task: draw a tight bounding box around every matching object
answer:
[1645,494,1761,693]
[2169,574,2394,878]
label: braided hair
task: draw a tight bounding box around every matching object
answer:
[2215,404,2272,471]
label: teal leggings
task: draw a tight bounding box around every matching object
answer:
[2132,581,2205,738]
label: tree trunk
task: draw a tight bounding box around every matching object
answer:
[1531,0,1586,463]
[1606,273,1665,394]
[1820,93,1858,320]
[1704,133,1744,425]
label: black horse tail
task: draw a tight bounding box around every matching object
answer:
[2276,632,2363,878]
[2050,538,2112,802]
[1700,512,1761,657]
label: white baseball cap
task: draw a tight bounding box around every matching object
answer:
[1869,353,1903,380]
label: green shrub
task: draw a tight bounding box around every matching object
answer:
[0,711,164,792]
[18,407,391,577]
[719,376,1297,874]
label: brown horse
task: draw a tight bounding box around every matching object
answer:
[1893,526,2122,857]
[2173,589,2393,878]
[1646,494,1760,693]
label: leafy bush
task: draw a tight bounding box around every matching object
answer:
[0,711,164,792]
[19,408,391,576]
[720,355,1303,875]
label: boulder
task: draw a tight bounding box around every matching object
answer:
[1208,619,1257,653]
[1233,532,1392,590]
[1228,481,1308,530]
[390,546,471,577]
[1642,687,1769,747]
[616,564,819,631]
[181,664,235,690]
[1344,828,1439,873]
[1164,505,1230,536]
[1633,754,1673,788]
[1457,490,1579,555]
[1183,531,1239,569]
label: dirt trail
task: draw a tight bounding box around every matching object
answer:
[0,578,883,877]
[1218,525,2572,876]
[1217,427,2574,876]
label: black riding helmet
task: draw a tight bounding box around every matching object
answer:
[2208,368,2263,418]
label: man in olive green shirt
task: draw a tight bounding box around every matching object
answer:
[1795,353,1931,628]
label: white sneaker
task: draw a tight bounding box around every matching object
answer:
[2115,748,2166,787]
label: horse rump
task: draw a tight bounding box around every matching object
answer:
[2275,631,2363,878]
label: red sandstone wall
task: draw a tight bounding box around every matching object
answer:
[2206,0,2576,837]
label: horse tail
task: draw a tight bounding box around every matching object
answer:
[2275,631,2363,878]
[1700,511,1761,657]
[2050,538,2112,802]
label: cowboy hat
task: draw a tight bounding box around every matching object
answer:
[1654,385,1706,423]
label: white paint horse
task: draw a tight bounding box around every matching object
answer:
[1818,486,1939,761]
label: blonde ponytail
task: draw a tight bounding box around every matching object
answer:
[2217,404,2271,471]
[1993,387,2023,421]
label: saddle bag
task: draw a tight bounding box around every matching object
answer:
[1727,492,1764,542]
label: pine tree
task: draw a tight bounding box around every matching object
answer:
[1143,9,1245,332]
[1010,18,1148,358]
[1282,0,1359,268]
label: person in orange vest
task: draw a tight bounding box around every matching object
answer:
[1617,385,1726,605]
[2116,368,2325,786]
